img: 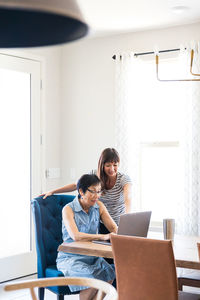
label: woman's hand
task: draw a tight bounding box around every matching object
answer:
[42,191,54,199]
[101,232,117,241]
[101,233,111,241]
[39,183,77,199]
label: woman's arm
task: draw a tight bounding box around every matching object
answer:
[123,183,132,213]
[62,205,110,242]
[98,201,118,233]
[42,183,77,199]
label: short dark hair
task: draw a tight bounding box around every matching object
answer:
[77,174,101,198]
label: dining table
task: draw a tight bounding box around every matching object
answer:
[58,231,200,270]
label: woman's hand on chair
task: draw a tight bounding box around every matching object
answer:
[43,191,54,199]
[38,191,54,199]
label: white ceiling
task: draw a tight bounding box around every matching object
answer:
[77,0,200,37]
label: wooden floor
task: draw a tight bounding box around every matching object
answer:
[0,275,79,300]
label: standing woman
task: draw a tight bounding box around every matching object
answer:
[42,148,132,227]
[96,148,132,232]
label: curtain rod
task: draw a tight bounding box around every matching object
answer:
[112,48,180,60]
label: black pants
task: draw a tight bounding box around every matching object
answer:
[99,222,110,234]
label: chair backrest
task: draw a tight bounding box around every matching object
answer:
[197,242,200,260]
[111,235,178,300]
[4,277,118,300]
[31,194,76,277]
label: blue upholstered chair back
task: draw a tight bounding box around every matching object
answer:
[32,194,76,278]
[31,194,78,300]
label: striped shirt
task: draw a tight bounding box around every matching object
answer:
[91,170,132,225]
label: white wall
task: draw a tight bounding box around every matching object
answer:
[60,22,200,185]
[60,38,116,184]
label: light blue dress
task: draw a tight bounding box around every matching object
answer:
[56,197,115,292]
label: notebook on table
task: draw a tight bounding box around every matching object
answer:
[92,211,152,246]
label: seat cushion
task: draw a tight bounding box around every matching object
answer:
[45,265,79,295]
[179,291,200,300]
[45,265,64,278]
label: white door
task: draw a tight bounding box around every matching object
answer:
[0,53,41,282]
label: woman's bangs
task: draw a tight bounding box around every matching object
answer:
[104,153,119,164]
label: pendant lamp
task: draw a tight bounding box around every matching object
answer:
[0,0,88,48]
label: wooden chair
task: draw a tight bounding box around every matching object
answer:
[178,242,200,291]
[111,235,200,300]
[4,277,118,300]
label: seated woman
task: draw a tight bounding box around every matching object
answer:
[56,174,118,300]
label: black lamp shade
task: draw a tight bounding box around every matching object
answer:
[0,1,88,47]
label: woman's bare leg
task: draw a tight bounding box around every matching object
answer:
[79,280,114,300]
[79,287,97,300]
[92,280,114,300]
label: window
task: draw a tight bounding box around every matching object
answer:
[139,142,182,223]
[129,58,184,227]
[116,49,200,235]
[116,55,186,228]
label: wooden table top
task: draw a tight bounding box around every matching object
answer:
[58,232,200,270]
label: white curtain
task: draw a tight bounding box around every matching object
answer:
[114,53,143,211]
[114,53,134,174]
[177,43,200,235]
[114,43,200,234]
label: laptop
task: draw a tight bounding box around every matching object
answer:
[92,211,152,245]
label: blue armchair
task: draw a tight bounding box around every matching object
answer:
[31,194,78,300]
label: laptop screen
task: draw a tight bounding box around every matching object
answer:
[117,211,152,237]
[92,211,152,245]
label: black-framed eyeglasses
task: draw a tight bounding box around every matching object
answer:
[87,188,102,195]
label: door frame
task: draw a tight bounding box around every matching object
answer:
[0,50,45,282]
